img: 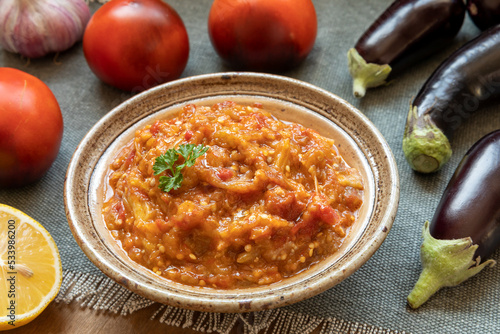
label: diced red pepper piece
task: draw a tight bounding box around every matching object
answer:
[216,167,235,181]
[184,130,193,140]
[150,120,161,135]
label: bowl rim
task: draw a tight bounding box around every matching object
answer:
[64,72,399,313]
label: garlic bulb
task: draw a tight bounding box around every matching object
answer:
[0,0,91,58]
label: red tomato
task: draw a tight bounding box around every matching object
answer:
[208,0,317,72]
[0,68,63,188]
[83,0,189,92]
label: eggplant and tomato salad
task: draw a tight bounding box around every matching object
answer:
[467,0,500,31]
[403,24,500,173]
[407,130,500,309]
[347,0,465,98]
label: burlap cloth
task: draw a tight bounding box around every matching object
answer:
[1,0,500,333]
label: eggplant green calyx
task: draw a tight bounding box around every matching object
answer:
[402,106,452,173]
[347,48,392,98]
[407,221,496,309]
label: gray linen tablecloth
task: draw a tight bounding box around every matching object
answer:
[1,1,500,333]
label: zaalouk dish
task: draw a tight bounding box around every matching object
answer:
[102,101,364,289]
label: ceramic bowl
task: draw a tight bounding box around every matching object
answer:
[64,72,399,313]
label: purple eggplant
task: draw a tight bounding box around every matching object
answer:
[403,25,500,173]
[467,0,500,31]
[347,0,465,98]
[407,130,500,309]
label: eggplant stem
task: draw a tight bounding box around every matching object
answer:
[402,106,452,173]
[407,267,442,309]
[407,221,496,309]
[347,48,391,98]
[352,78,367,98]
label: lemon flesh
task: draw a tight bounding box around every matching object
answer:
[0,204,62,331]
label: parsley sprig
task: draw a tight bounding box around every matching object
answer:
[153,144,208,192]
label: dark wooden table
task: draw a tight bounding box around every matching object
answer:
[9,300,325,333]
[9,301,205,334]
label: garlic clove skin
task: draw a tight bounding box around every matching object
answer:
[0,0,91,58]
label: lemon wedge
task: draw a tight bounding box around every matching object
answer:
[0,204,62,330]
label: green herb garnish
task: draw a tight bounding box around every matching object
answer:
[153,144,208,192]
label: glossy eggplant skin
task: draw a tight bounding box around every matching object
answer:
[467,0,500,31]
[413,25,500,136]
[355,0,465,70]
[403,25,500,173]
[430,130,500,260]
[348,0,465,98]
[406,130,499,309]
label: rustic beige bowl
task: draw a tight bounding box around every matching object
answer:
[65,72,399,313]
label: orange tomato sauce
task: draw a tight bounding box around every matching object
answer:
[102,101,364,288]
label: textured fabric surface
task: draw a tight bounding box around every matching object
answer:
[1,0,500,333]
